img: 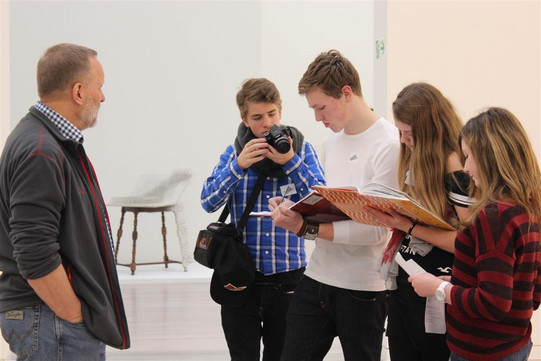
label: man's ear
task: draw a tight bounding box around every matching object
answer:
[72,83,84,105]
[241,117,250,128]
[341,85,353,102]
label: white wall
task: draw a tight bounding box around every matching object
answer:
[0,1,8,358]
[260,1,376,144]
[387,0,540,158]
[386,1,541,359]
[7,1,376,266]
[0,1,8,149]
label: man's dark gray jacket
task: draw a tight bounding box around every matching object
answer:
[0,107,130,349]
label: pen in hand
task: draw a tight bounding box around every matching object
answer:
[280,185,292,204]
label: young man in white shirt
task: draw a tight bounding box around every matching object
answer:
[269,50,400,361]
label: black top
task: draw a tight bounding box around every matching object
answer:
[397,170,472,277]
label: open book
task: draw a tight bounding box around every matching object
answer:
[290,183,454,231]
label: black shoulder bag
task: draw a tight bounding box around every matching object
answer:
[194,173,266,305]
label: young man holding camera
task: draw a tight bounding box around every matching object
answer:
[201,78,325,361]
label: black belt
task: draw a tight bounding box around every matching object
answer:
[253,267,305,286]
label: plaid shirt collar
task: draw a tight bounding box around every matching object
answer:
[35,101,84,143]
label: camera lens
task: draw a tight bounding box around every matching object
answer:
[274,139,290,154]
[265,125,291,154]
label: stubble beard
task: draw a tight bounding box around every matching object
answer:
[80,97,100,130]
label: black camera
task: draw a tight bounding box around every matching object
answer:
[264,125,292,154]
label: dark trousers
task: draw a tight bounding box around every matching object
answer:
[221,270,303,361]
[280,276,387,361]
[387,277,450,361]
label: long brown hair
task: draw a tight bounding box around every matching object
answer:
[392,82,463,220]
[459,107,541,227]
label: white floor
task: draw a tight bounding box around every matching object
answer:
[0,263,362,361]
[3,262,536,361]
[108,262,388,361]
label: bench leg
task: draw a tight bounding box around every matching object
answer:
[130,212,139,275]
[161,211,170,268]
[114,209,126,263]
[174,205,189,272]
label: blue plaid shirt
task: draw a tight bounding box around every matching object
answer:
[201,141,325,275]
[35,102,84,143]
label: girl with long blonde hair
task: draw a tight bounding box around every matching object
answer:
[369,82,473,361]
[409,107,541,361]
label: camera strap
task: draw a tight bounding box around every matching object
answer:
[218,172,267,230]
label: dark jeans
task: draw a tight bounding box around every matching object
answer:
[449,339,532,361]
[280,276,387,361]
[221,270,302,361]
[389,332,449,361]
[387,277,449,361]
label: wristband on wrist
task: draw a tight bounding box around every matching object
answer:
[406,221,417,239]
[296,219,308,237]
[303,220,320,240]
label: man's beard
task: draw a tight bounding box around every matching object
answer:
[80,96,100,130]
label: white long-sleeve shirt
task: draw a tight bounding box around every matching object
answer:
[305,117,400,291]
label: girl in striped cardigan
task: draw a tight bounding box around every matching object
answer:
[409,107,541,361]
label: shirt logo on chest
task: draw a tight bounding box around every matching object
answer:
[437,267,452,274]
